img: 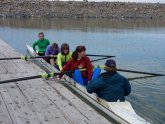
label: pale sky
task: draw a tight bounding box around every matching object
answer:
[86,0,165,3]
[49,0,165,3]
[107,0,165,3]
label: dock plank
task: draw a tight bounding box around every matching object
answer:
[0,91,13,124]
[18,72,111,124]
[0,39,111,124]
[0,64,7,74]
[16,80,73,124]
[21,78,92,124]
[0,40,22,58]
[47,79,111,124]
[0,83,41,124]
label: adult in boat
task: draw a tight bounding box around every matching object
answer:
[45,43,60,67]
[87,59,131,102]
[57,43,72,71]
[32,32,50,56]
[62,45,101,85]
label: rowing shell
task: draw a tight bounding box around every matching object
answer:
[26,44,150,124]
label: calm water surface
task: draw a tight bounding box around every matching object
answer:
[0,18,165,124]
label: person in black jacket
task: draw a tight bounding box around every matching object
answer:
[87,59,131,102]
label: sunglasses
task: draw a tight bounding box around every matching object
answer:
[63,47,69,50]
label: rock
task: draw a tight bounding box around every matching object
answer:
[0,0,165,19]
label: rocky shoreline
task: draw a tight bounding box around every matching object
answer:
[0,0,165,19]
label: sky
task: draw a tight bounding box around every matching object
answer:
[49,0,165,3]
[107,0,165,3]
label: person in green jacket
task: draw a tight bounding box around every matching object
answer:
[32,32,50,56]
[57,43,72,71]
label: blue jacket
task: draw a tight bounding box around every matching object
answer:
[87,72,131,102]
[45,45,60,56]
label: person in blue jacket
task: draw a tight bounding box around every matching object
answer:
[87,59,131,102]
[45,42,60,66]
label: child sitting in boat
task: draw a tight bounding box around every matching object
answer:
[62,45,101,85]
[56,43,72,71]
[45,42,60,67]
[87,59,131,102]
[32,32,50,56]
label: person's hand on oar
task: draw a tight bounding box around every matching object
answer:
[34,52,37,56]
[56,68,65,80]
[57,74,63,80]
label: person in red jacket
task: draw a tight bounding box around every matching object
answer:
[62,45,101,85]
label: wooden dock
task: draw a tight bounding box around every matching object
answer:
[0,39,112,124]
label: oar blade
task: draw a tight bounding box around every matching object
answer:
[117,69,164,76]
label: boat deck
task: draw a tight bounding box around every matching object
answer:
[0,39,112,124]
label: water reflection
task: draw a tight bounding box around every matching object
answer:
[0,18,165,124]
[1,18,165,30]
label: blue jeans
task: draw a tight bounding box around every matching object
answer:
[73,68,101,86]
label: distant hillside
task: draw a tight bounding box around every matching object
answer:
[0,0,165,19]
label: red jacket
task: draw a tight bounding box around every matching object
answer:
[62,56,93,81]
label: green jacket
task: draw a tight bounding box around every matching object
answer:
[57,52,72,71]
[32,39,50,53]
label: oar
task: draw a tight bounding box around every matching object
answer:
[91,57,111,62]
[0,69,87,84]
[97,66,165,76]
[1,66,163,84]
[128,75,159,81]
[0,72,59,84]
[0,55,57,61]
[86,54,115,58]
[0,75,42,84]
[117,69,164,76]
[0,54,114,61]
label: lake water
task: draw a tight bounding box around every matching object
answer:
[0,18,165,124]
